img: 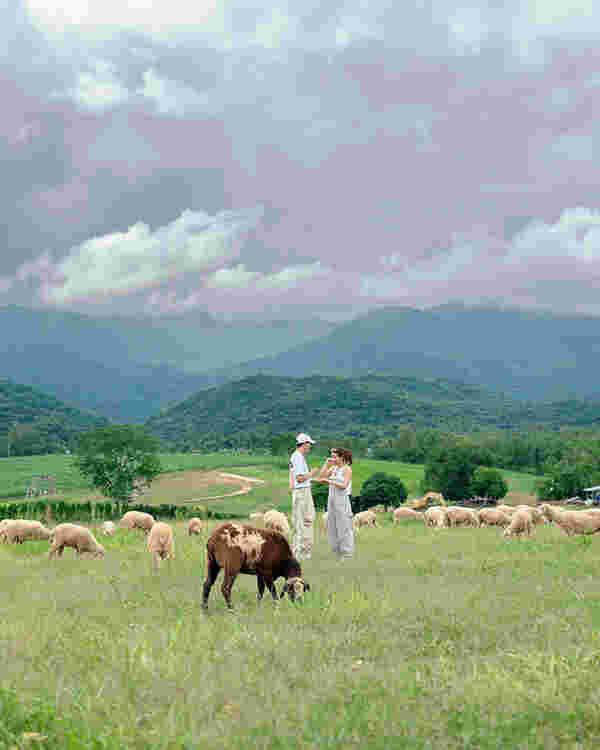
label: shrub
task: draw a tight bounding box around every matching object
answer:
[358,473,407,512]
[471,467,508,501]
[311,482,329,511]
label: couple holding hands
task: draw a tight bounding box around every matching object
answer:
[289,434,354,562]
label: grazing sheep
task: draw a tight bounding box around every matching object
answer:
[248,512,264,524]
[0,519,51,544]
[539,504,600,536]
[503,509,534,538]
[101,521,117,536]
[202,522,310,610]
[352,510,377,532]
[445,507,480,528]
[423,507,449,528]
[393,507,421,523]
[515,505,545,525]
[120,510,155,534]
[478,508,511,528]
[147,522,175,568]
[187,517,205,536]
[48,523,105,559]
[496,504,517,516]
[263,510,291,536]
[319,511,328,533]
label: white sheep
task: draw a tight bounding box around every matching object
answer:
[496,504,517,516]
[393,507,421,523]
[353,510,377,532]
[147,521,175,568]
[120,510,155,534]
[503,509,534,538]
[187,517,205,536]
[477,508,510,528]
[101,521,117,536]
[423,507,449,528]
[445,507,480,528]
[515,505,545,525]
[539,504,600,536]
[263,510,291,536]
[48,523,105,558]
[0,519,51,544]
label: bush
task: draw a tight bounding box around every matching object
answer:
[358,473,407,512]
[471,467,508,501]
[311,482,329,511]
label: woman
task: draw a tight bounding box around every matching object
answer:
[317,448,354,560]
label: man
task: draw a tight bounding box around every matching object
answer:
[289,433,320,561]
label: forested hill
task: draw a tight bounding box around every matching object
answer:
[144,374,600,447]
[198,305,600,402]
[0,379,108,455]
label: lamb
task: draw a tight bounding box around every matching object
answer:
[352,510,378,532]
[539,504,600,536]
[101,521,117,536]
[263,510,291,536]
[248,512,264,524]
[393,507,421,523]
[445,506,480,528]
[478,508,511,528]
[202,522,310,610]
[0,519,51,544]
[503,509,534,538]
[187,517,205,536]
[147,521,175,568]
[48,523,105,558]
[423,507,449,528]
[120,510,155,534]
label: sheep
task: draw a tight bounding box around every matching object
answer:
[187,517,205,536]
[147,521,175,568]
[445,506,480,528]
[0,519,51,544]
[352,510,378,532]
[202,522,310,610]
[101,521,117,536]
[371,505,387,514]
[496,504,517,516]
[515,505,545,525]
[423,507,449,528]
[503,509,534,538]
[539,504,600,536]
[424,491,445,505]
[393,507,421,523]
[120,510,155,534]
[248,512,264,524]
[263,510,291,536]
[48,523,105,559]
[478,508,511,528]
[319,511,328,533]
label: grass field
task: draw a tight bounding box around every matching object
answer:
[2,512,600,749]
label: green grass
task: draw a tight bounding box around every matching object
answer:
[2,516,600,749]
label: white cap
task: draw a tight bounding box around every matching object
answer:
[296,433,315,445]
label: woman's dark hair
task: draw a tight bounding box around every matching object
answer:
[336,448,352,465]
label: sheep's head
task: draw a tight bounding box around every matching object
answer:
[280,577,310,601]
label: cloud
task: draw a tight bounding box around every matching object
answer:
[138,69,213,117]
[63,60,129,112]
[39,206,263,304]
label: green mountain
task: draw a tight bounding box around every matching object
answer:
[0,378,108,455]
[197,305,600,402]
[145,374,600,447]
[0,306,335,421]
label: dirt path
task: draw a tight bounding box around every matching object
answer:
[186,472,266,503]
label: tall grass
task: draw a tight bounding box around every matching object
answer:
[1,519,600,748]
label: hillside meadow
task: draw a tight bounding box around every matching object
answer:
[2,512,600,748]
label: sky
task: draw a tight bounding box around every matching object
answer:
[2,0,600,320]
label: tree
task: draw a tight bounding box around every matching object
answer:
[422,443,477,503]
[74,425,162,501]
[359,472,407,511]
[536,458,595,501]
[471,467,508,501]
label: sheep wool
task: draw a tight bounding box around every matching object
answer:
[147,522,175,568]
[48,523,105,558]
[263,510,291,536]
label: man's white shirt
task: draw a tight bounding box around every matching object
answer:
[289,450,310,489]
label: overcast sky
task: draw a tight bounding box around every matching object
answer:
[2,1,600,320]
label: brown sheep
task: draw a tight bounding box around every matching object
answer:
[147,522,175,568]
[445,507,479,528]
[202,523,310,610]
[539,504,600,536]
[187,517,205,536]
[120,510,155,534]
[48,523,105,559]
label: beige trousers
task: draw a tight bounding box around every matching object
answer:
[291,486,316,561]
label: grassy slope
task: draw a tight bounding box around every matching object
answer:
[1,517,600,749]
